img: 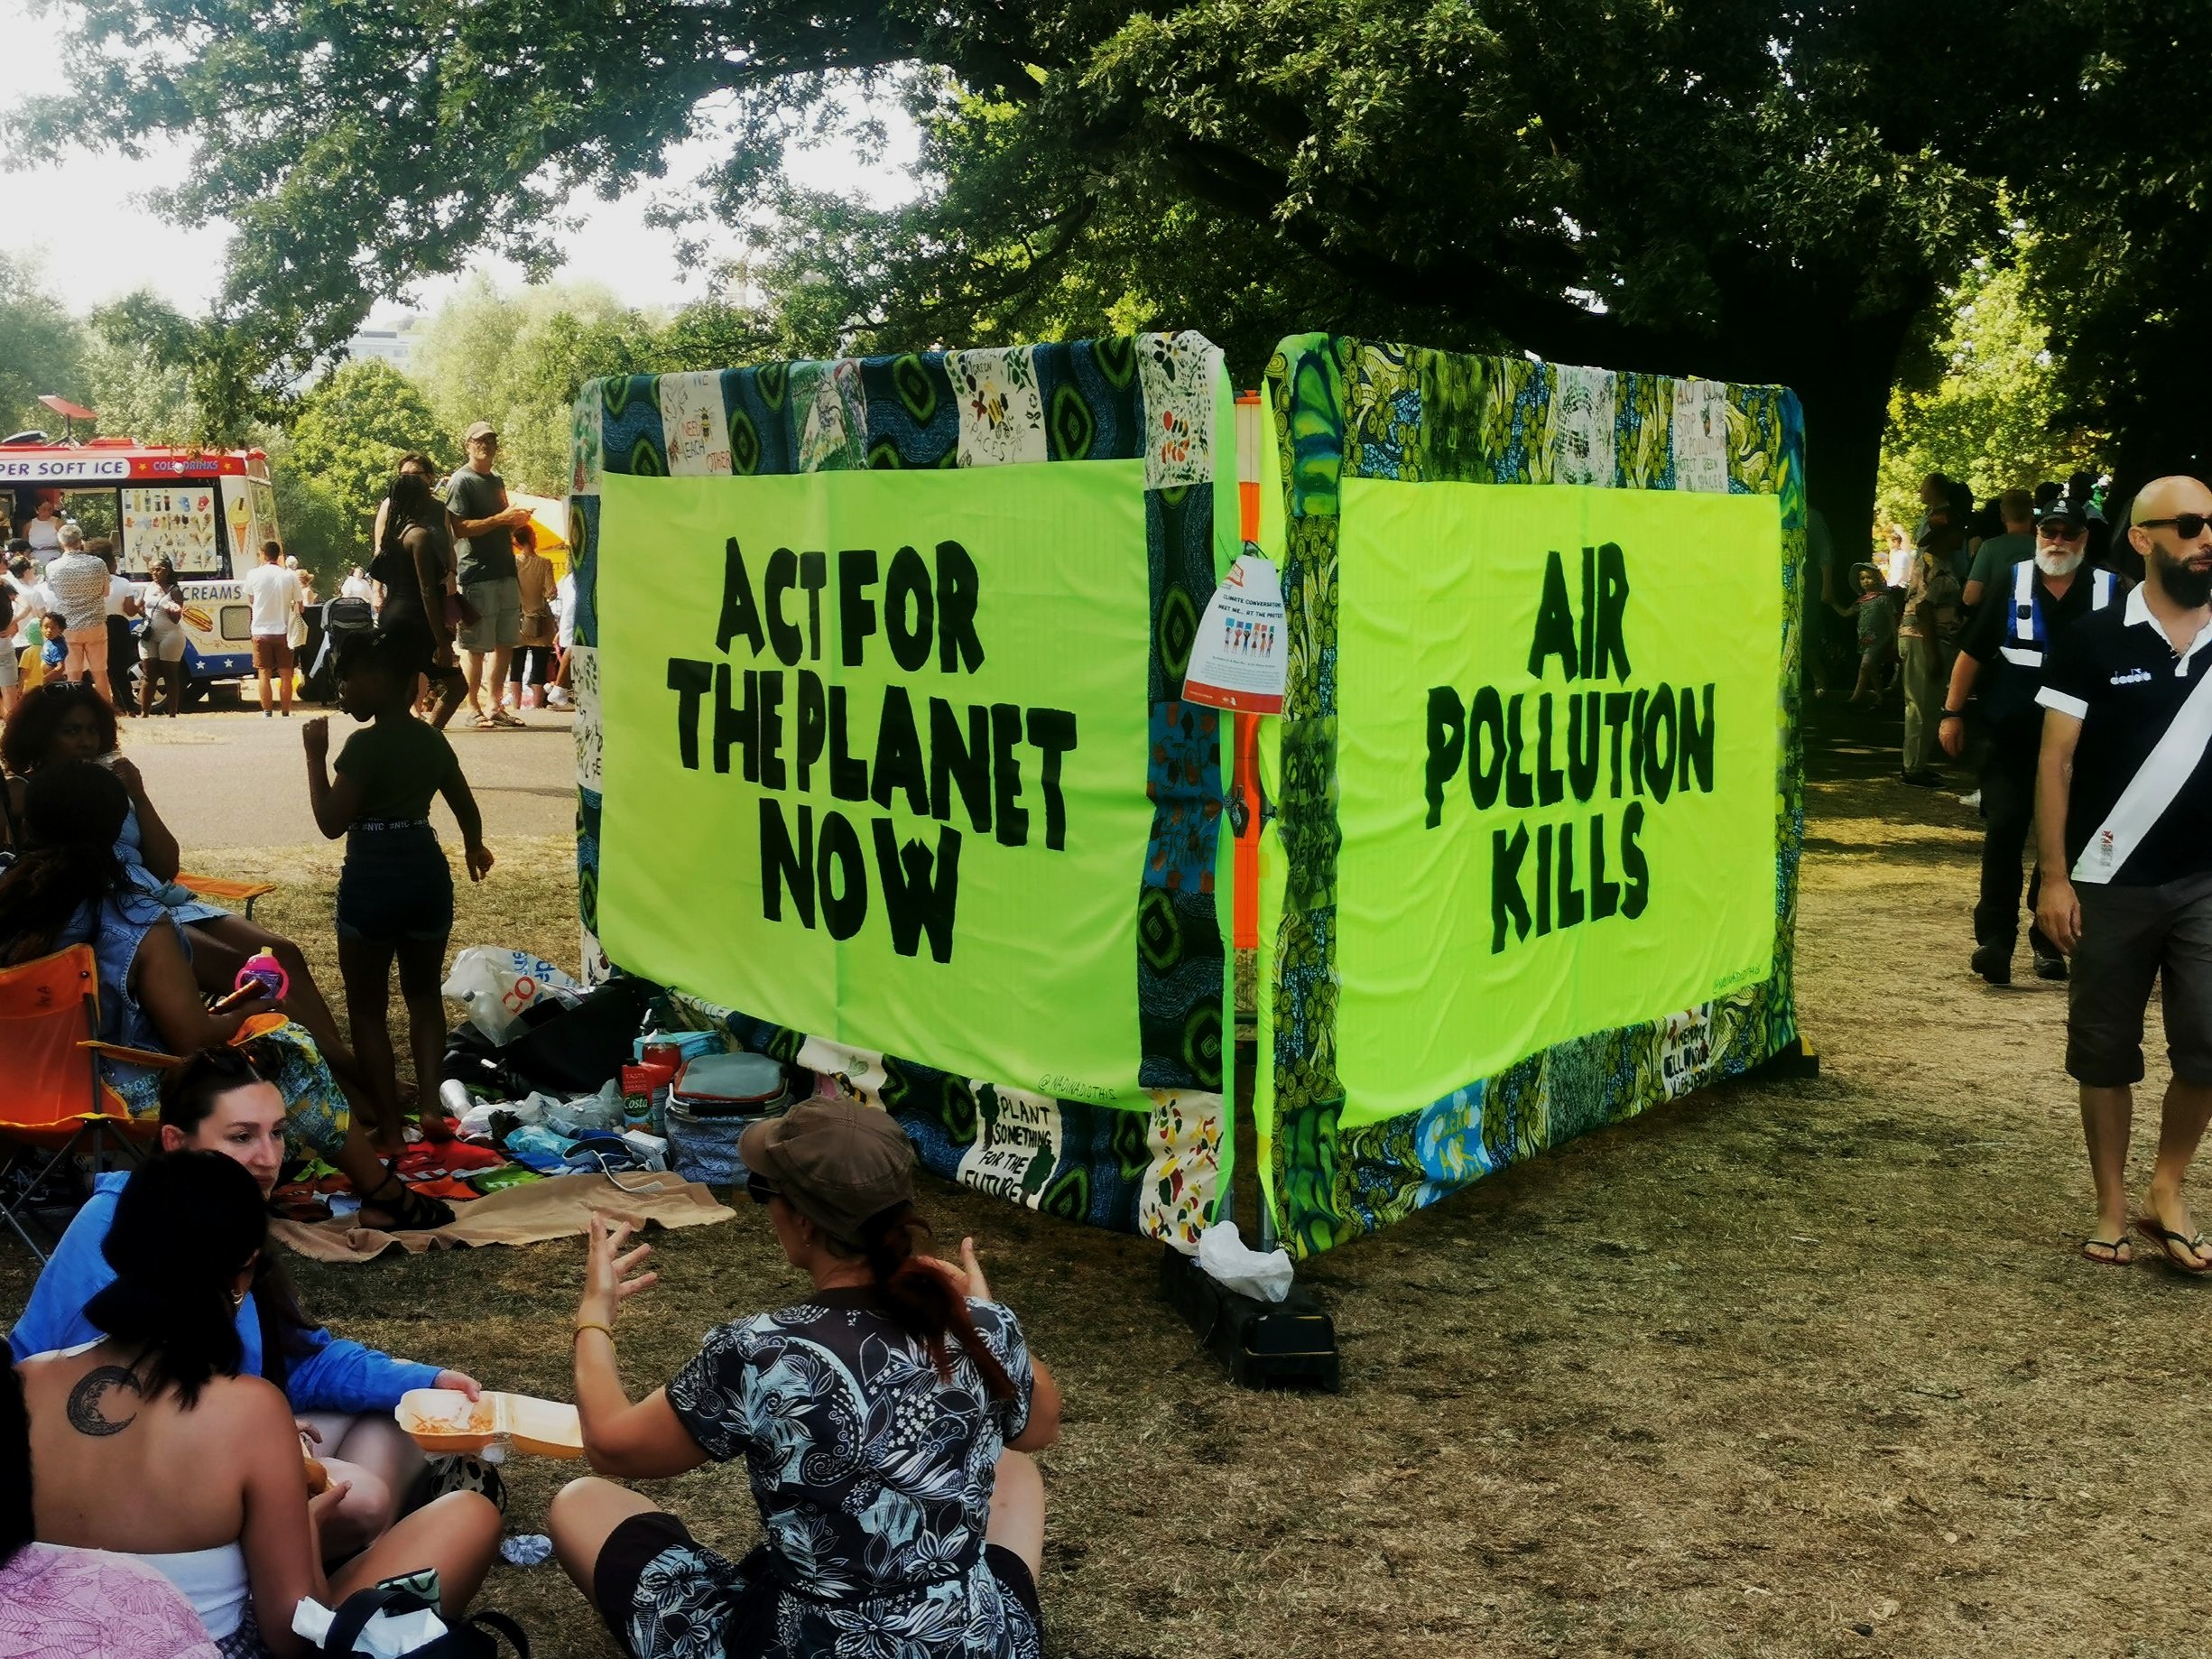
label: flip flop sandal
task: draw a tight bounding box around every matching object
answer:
[2132,1217,2212,1274]
[2081,1236,2133,1266]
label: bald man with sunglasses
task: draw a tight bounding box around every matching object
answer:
[2034,476,2212,1272]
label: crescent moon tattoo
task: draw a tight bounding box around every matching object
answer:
[66,1365,143,1437]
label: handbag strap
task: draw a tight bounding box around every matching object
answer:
[320,1590,531,1659]
[322,1585,421,1655]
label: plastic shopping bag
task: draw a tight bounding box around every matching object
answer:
[1196,1220,1294,1303]
[441,948,582,1044]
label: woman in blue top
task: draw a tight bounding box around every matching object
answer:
[6,1046,484,1558]
[1,681,359,1081]
[0,760,453,1230]
[546,1098,1060,1659]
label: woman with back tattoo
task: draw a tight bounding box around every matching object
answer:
[12,1154,501,1658]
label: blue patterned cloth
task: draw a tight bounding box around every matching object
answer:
[635,1288,1041,1659]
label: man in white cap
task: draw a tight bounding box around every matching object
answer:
[445,421,533,728]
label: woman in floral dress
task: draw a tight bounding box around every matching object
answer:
[547,1098,1061,1659]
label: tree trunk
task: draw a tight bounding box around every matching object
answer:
[1771,306,1920,562]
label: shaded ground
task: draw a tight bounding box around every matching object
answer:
[10,700,2211,1658]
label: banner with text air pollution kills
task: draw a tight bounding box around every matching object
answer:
[1255,338,1805,1258]
[572,338,1235,1249]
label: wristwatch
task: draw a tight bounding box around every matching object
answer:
[1939,709,1966,720]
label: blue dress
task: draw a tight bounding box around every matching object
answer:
[116,802,229,925]
[51,889,179,1116]
[618,1289,1043,1659]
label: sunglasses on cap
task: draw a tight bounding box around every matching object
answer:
[745,1172,779,1205]
[2139,514,2212,540]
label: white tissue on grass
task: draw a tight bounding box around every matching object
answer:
[501,1533,554,1567]
[1195,1220,1295,1303]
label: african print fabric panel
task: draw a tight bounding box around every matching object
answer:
[1255,337,1806,1258]
[570,338,1233,1247]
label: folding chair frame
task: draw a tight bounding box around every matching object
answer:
[0,978,159,1264]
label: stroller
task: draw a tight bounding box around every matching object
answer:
[303,597,375,702]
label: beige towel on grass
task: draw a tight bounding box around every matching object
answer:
[270,1171,733,1263]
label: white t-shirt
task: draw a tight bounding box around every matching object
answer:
[138,580,186,644]
[23,516,60,553]
[340,570,374,603]
[13,579,52,649]
[555,572,577,649]
[106,573,135,617]
[242,561,300,635]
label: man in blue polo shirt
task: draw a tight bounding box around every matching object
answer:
[1942,497,2124,984]
[2035,475,2212,1272]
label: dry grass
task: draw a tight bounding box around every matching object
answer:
[9,707,2212,1657]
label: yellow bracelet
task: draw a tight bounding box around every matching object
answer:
[573,1321,615,1343]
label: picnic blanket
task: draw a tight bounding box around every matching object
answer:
[269,1170,733,1263]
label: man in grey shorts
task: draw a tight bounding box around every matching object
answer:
[446,420,533,728]
[2036,475,2212,1272]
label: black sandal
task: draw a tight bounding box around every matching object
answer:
[359,1172,455,1232]
[2132,1217,2212,1275]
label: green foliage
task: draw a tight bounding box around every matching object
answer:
[21,0,2210,536]
[0,255,88,433]
[1876,259,2106,540]
[83,297,203,444]
[286,361,443,571]
[263,434,351,587]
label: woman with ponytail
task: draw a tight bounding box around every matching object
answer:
[14,1153,503,1658]
[547,1098,1062,1659]
[10,1047,487,1560]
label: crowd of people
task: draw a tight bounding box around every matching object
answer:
[1821,468,2212,1275]
[4,1078,1058,1659]
[0,421,574,731]
[3,414,1057,1659]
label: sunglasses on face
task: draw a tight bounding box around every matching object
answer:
[2139,514,2212,540]
[2039,520,2087,539]
[745,1173,779,1205]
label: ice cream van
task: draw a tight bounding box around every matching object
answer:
[5,440,289,701]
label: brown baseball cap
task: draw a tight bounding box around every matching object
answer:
[465,420,497,442]
[738,1098,915,1247]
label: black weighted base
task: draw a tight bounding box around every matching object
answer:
[1749,1036,1821,1080]
[1158,1245,1341,1393]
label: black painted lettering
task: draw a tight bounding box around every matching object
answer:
[758,672,787,791]
[666,658,710,771]
[1536,692,1564,806]
[1505,692,1534,809]
[764,548,801,665]
[1643,681,1676,804]
[799,551,828,661]
[871,686,929,815]
[717,539,764,655]
[1567,690,1599,802]
[818,811,868,939]
[991,703,1030,848]
[795,670,826,792]
[714,665,758,781]
[874,820,962,962]
[1558,815,1585,929]
[937,540,985,672]
[1621,801,1650,918]
[885,546,934,673]
[1680,682,1716,794]
[1492,824,1532,954]
[1527,549,1580,681]
[1027,709,1078,851]
[1590,813,1620,919]
[838,549,879,667]
[1595,542,1631,681]
[761,800,814,926]
[1425,686,1467,828]
[929,700,991,832]
[1469,686,1505,809]
[828,687,868,802]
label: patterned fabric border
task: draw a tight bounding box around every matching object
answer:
[569,336,1230,1247]
[1261,337,1806,1258]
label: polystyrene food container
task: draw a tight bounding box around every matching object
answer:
[396,1387,584,1459]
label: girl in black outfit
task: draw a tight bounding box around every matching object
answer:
[369,469,466,729]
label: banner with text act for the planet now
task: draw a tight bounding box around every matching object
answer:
[1334,479,1782,1122]
[597,463,1158,1110]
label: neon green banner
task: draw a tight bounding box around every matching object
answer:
[596,464,1156,1108]
[1333,478,1782,1126]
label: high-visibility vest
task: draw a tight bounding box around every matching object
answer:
[2000,561,2117,668]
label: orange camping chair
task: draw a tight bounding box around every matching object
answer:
[0,943,171,1262]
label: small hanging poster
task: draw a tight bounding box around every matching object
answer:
[1182,549,1286,715]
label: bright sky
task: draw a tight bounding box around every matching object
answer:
[0,6,917,326]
